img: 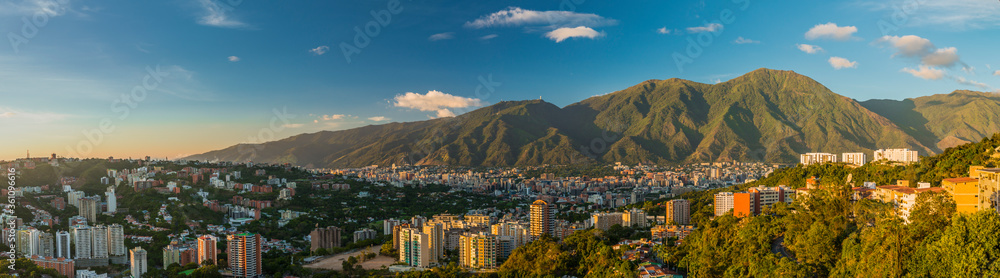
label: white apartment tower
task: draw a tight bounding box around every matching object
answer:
[714,192,734,216]
[800,153,838,165]
[107,224,126,256]
[841,152,867,166]
[874,148,919,164]
[73,226,92,259]
[91,225,109,259]
[56,231,71,259]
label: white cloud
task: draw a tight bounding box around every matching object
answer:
[465,7,616,29]
[310,46,329,55]
[955,77,991,89]
[797,44,824,54]
[196,0,246,28]
[922,47,960,67]
[0,107,70,123]
[657,27,670,34]
[393,90,483,118]
[687,23,723,33]
[319,114,351,121]
[227,56,240,62]
[876,35,934,57]
[828,57,858,69]
[871,0,1000,29]
[480,34,498,40]
[901,65,945,80]
[733,36,759,44]
[876,35,966,68]
[545,26,603,43]
[368,116,389,122]
[805,22,857,41]
[0,0,72,17]
[994,70,1000,76]
[428,32,455,41]
[282,123,304,128]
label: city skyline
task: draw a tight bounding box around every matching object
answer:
[3,0,1000,160]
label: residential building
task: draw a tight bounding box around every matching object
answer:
[490,221,529,252]
[942,177,980,214]
[76,269,107,278]
[91,225,109,259]
[67,191,84,207]
[591,212,623,231]
[651,225,697,240]
[56,231,71,259]
[78,196,100,223]
[800,153,837,165]
[129,247,147,278]
[874,148,919,164]
[459,232,498,270]
[841,152,867,166]
[733,192,755,217]
[422,222,445,262]
[197,235,218,266]
[105,189,117,213]
[874,182,946,221]
[309,226,342,252]
[73,226,92,259]
[713,192,734,216]
[398,227,431,268]
[353,228,377,243]
[665,199,690,225]
[29,255,75,278]
[107,224,126,257]
[227,233,263,278]
[529,200,554,238]
[622,208,648,228]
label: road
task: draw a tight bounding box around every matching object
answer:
[770,235,795,261]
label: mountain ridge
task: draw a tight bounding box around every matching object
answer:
[185,68,1000,168]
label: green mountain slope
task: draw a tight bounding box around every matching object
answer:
[861,90,1000,151]
[185,69,997,167]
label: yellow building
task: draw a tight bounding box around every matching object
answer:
[874,184,945,221]
[939,166,1000,214]
[942,177,980,214]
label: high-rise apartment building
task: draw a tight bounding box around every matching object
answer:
[398,227,431,268]
[197,235,218,266]
[227,233,262,278]
[714,192,734,216]
[459,233,498,270]
[73,226,92,259]
[591,212,623,231]
[105,189,117,213]
[841,152,867,166]
[529,200,554,238]
[56,231,71,259]
[91,225,109,259]
[309,226,341,252]
[78,196,100,223]
[107,224,125,257]
[665,199,690,225]
[422,222,444,262]
[622,208,648,228]
[129,247,147,278]
[800,153,838,165]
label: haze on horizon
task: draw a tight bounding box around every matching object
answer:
[2,0,999,161]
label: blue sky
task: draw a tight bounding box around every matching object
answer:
[1,0,999,160]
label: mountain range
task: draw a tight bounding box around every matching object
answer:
[184,68,1000,168]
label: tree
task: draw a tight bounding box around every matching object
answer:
[915,211,1000,277]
